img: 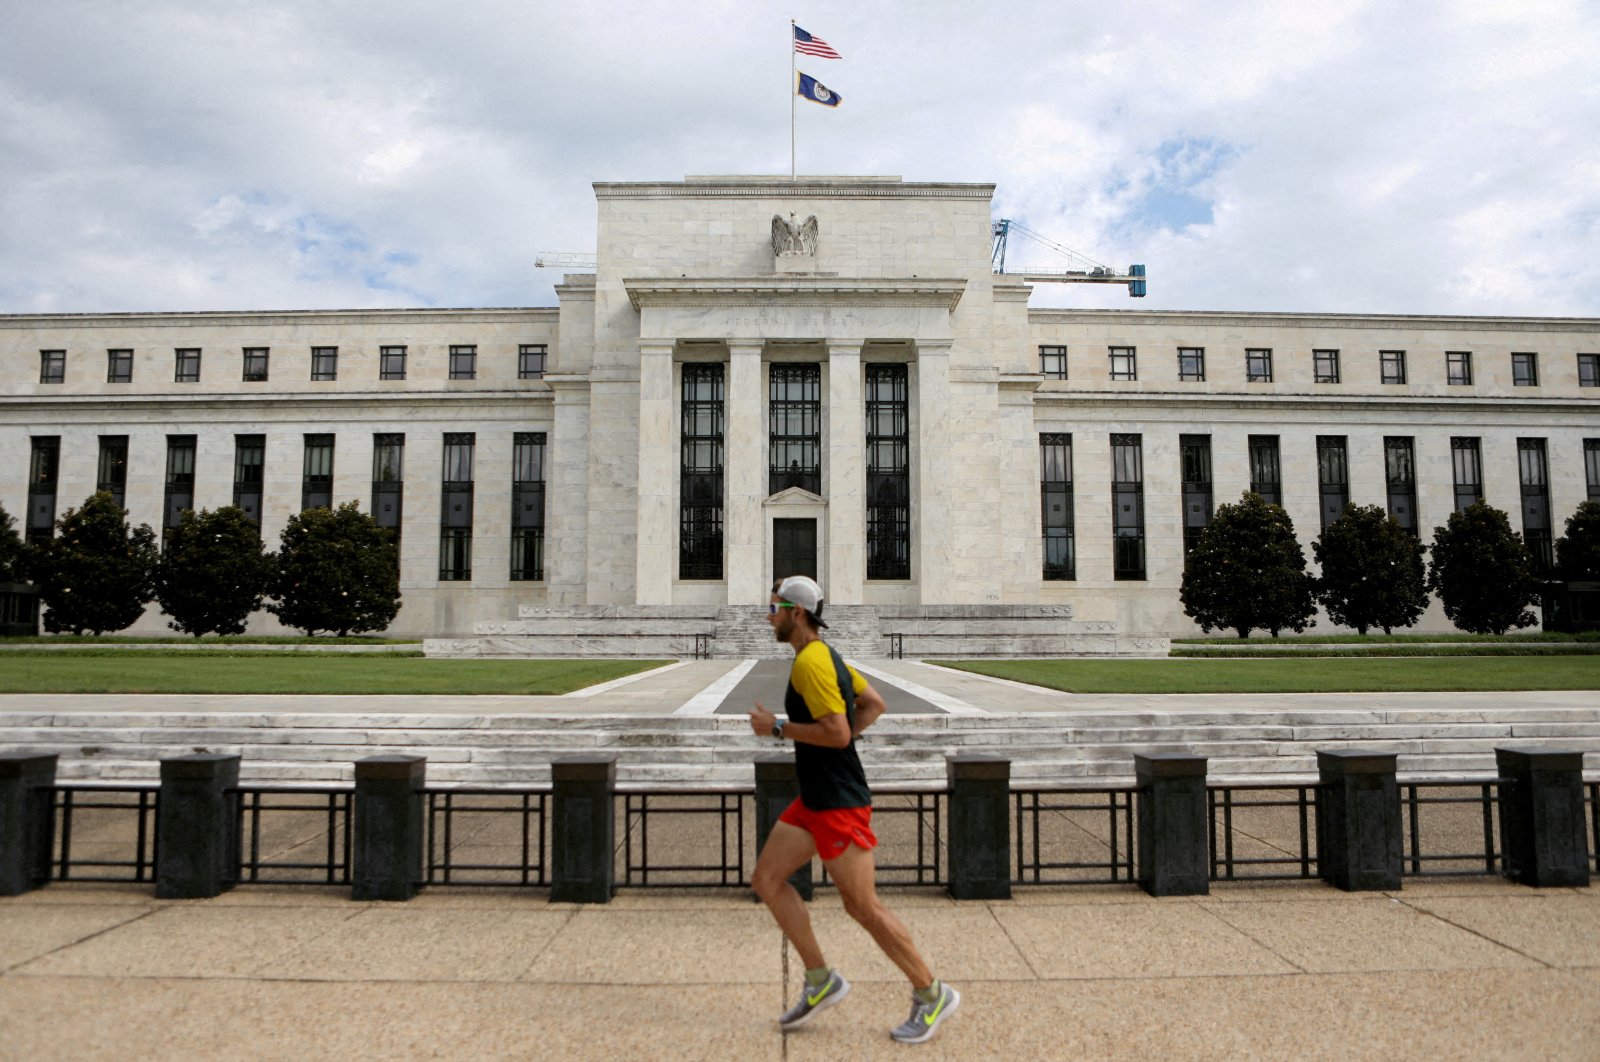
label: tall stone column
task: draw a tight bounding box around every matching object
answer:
[915,340,954,597]
[826,342,865,603]
[635,341,676,605]
[544,375,592,606]
[725,342,766,604]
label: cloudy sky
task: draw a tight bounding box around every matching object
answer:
[3,0,1597,317]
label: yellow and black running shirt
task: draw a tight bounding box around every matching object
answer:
[785,640,872,810]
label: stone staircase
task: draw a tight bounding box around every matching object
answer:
[710,605,886,659]
[6,705,1596,788]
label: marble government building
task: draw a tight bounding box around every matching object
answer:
[3,176,1599,654]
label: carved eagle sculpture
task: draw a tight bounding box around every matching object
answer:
[771,213,819,256]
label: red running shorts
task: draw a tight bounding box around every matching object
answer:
[779,797,878,859]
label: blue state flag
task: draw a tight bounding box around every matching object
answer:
[797,73,842,108]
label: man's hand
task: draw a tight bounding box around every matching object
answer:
[750,702,779,737]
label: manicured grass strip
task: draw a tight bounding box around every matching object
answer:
[940,657,1600,694]
[1172,644,1600,658]
[0,635,421,645]
[1174,631,1600,644]
[0,654,669,695]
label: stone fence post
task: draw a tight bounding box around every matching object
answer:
[1496,746,1590,888]
[156,753,241,899]
[353,755,426,901]
[947,755,1011,900]
[754,754,811,900]
[551,756,616,903]
[1316,750,1401,891]
[1135,753,1209,896]
[0,753,58,896]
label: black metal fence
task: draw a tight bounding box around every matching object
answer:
[50,785,159,884]
[234,787,352,886]
[428,788,548,887]
[1013,787,1135,885]
[1209,784,1316,882]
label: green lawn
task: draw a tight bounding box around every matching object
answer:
[0,653,669,695]
[940,657,1600,694]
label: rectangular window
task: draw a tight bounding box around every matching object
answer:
[1384,436,1418,535]
[1111,434,1145,580]
[1380,350,1407,385]
[448,345,477,380]
[518,344,548,380]
[233,434,265,526]
[372,433,405,555]
[107,348,134,383]
[175,348,201,383]
[440,432,475,580]
[1180,434,1212,554]
[1451,437,1483,512]
[866,364,911,580]
[680,363,725,580]
[1518,438,1552,572]
[97,435,129,510]
[1109,346,1137,381]
[511,432,547,580]
[242,347,269,382]
[27,437,60,544]
[1447,351,1473,386]
[1313,349,1340,384]
[39,350,65,384]
[1248,435,1282,507]
[769,363,821,495]
[1512,352,1539,386]
[301,434,334,512]
[380,346,407,381]
[1579,353,1599,388]
[1177,347,1205,382]
[1586,439,1600,501]
[1039,345,1068,380]
[164,435,197,548]
[310,346,338,382]
[1317,436,1350,530]
[1246,348,1274,383]
[1041,433,1074,580]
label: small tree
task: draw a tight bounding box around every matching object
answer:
[267,502,401,637]
[156,506,275,636]
[1555,500,1600,581]
[0,501,25,583]
[1311,504,1429,635]
[1427,502,1541,635]
[1181,491,1317,638]
[28,492,159,635]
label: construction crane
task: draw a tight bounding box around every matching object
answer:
[534,252,597,269]
[991,220,1146,297]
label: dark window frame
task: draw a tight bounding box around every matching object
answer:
[175,348,201,383]
[97,435,129,510]
[1384,436,1418,535]
[1447,351,1473,386]
[680,363,726,581]
[448,345,477,381]
[1313,349,1340,384]
[310,347,338,382]
[379,346,407,381]
[301,434,334,512]
[1041,433,1074,580]
[371,433,405,559]
[1451,437,1483,512]
[1248,435,1282,507]
[242,347,269,383]
[1111,434,1145,581]
[439,432,476,581]
[1578,353,1599,388]
[511,431,547,581]
[1518,438,1553,572]
[1109,346,1137,382]
[1039,345,1068,380]
[769,363,822,496]
[1180,434,1212,554]
[865,363,911,581]
[39,350,65,384]
[1512,352,1539,387]
[1246,348,1274,383]
[1380,350,1407,385]
[232,434,265,526]
[1317,436,1349,531]
[27,436,61,544]
[518,344,548,380]
[163,435,197,549]
[1585,439,1600,501]
[1177,347,1205,382]
[106,348,134,383]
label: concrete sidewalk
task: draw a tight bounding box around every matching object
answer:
[3,878,1596,1061]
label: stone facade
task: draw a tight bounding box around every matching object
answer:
[2,175,1597,639]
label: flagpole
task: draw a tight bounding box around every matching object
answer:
[790,19,797,181]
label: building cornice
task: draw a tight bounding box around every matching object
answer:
[624,277,967,312]
[1028,308,1600,332]
[0,389,551,415]
[0,307,560,329]
[595,177,994,200]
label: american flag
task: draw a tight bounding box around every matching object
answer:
[793,26,841,60]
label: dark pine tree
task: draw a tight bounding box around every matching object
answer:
[1555,500,1600,581]
[1311,503,1429,635]
[1180,491,1317,638]
[28,492,159,635]
[267,501,401,637]
[1427,502,1542,635]
[156,506,276,636]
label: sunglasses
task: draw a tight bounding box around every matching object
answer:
[768,603,796,614]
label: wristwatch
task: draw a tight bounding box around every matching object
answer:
[772,719,786,741]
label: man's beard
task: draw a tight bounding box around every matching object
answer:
[773,622,787,643]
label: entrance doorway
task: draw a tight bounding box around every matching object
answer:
[772,518,818,581]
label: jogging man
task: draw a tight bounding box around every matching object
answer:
[749,575,960,1045]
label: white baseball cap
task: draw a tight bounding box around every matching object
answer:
[776,575,827,628]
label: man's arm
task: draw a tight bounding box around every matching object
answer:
[750,702,852,749]
[852,684,886,737]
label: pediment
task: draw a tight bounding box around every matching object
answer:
[763,486,825,507]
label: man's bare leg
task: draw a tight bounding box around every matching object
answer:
[752,820,826,969]
[824,842,934,989]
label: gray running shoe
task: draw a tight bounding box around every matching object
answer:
[889,982,960,1044]
[778,969,851,1030]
